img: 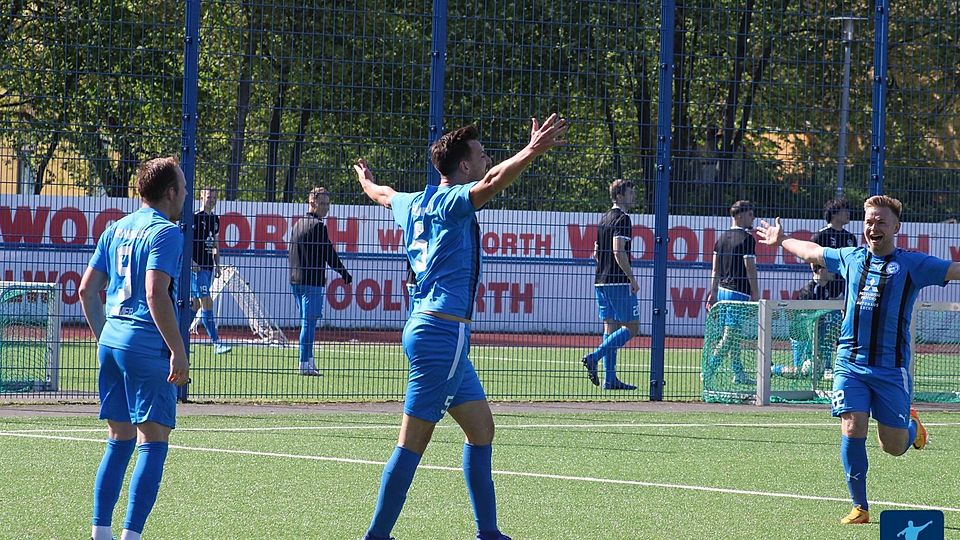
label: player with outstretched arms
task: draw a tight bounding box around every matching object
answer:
[756,195,960,525]
[354,114,568,540]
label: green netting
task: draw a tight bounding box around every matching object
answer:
[702,301,843,404]
[702,301,759,403]
[0,284,56,393]
[767,307,841,404]
[913,308,960,404]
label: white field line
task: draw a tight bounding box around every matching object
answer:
[0,430,958,514]
[3,421,960,434]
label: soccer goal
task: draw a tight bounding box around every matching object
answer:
[702,299,843,405]
[0,281,61,392]
[912,302,960,404]
[189,265,288,345]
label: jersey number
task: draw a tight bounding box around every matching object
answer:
[112,244,134,315]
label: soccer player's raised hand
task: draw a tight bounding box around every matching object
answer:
[526,114,570,156]
[756,217,785,246]
[354,158,375,184]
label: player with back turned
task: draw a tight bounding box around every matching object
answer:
[354,114,569,540]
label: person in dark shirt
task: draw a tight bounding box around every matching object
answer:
[811,197,859,299]
[581,179,638,390]
[288,187,352,376]
[705,200,758,385]
[191,187,230,354]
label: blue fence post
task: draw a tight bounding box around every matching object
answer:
[427,0,448,186]
[869,0,890,196]
[650,0,676,401]
[177,0,201,402]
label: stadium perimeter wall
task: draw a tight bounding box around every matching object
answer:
[3,194,960,337]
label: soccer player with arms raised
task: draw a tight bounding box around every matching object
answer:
[756,195,960,525]
[79,157,190,540]
[355,114,569,540]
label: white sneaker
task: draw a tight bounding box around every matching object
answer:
[214,343,232,354]
[300,368,321,376]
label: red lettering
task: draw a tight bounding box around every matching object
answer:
[510,283,534,314]
[781,289,801,300]
[475,283,486,313]
[355,279,379,311]
[485,282,509,313]
[326,280,351,310]
[632,225,655,260]
[482,232,498,255]
[701,228,716,264]
[93,209,126,242]
[49,207,87,245]
[670,287,705,319]
[326,217,358,253]
[382,280,401,311]
[3,269,12,280]
[533,233,551,255]
[378,228,405,252]
[897,234,929,253]
[59,271,82,305]
[219,212,250,250]
[501,233,517,255]
[253,214,287,251]
[567,224,597,259]
[950,246,960,262]
[668,226,699,262]
[23,269,58,284]
[0,206,49,244]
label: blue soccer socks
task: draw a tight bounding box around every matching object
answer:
[92,437,137,526]
[841,436,869,510]
[600,333,618,384]
[586,327,631,363]
[367,446,421,538]
[200,310,220,344]
[464,443,498,533]
[123,442,169,534]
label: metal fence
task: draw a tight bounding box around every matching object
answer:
[1,0,958,402]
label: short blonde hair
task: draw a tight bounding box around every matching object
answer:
[309,187,329,202]
[863,195,902,220]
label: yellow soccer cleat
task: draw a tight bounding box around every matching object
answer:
[840,505,870,525]
[910,407,928,450]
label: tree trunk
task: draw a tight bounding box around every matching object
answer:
[283,105,310,203]
[263,73,288,203]
[719,0,754,184]
[226,10,257,201]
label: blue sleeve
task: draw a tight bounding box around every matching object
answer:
[822,247,846,274]
[89,227,112,273]
[438,182,478,220]
[390,192,414,229]
[147,225,183,278]
[910,253,952,288]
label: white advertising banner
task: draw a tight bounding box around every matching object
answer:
[2,194,958,335]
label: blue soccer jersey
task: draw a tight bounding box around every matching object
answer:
[391,182,480,320]
[824,246,951,369]
[89,207,183,356]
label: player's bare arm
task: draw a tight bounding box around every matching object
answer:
[145,269,189,386]
[354,158,397,208]
[745,257,759,301]
[706,253,720,306]
[78,267,109,339]
[756,217,826,266]
[469,114,569,209]
[946,261,960,282]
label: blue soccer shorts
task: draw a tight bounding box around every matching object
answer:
[191,269,213,299]
[594,284,639,323]
[715,287,752,328]
[830,361,912,429]
[402,313,486,423]
[98,344,177,429]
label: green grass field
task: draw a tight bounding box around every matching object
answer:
[1,406,958,539]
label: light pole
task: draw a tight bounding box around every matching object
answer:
[831,16,865,197]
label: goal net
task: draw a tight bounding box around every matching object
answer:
[189,265,288,345]
[0,281,60,392]
[702,299,843,404]
[912,302,960,404]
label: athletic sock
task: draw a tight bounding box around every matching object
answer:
[367,446,421,538]
[464,443,497,533]
[201,309,219,343]
[906,419,918,452]
[92,437,136,527]
[91,525,114,540]
[123,442,169,534]
[119,530,141,540]
[588,327,631,362]
[841,436,869,510]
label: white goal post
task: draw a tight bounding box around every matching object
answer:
[0,281,61,392]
